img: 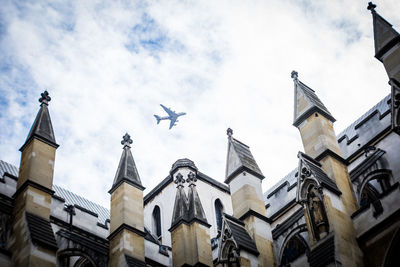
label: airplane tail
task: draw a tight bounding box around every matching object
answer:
[154,115,161,124]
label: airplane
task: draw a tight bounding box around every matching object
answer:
[154,104,186,129]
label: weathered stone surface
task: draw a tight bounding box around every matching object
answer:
[109,229,145,267]
[110,183,144,233]
[171,222,212,267]
[18,139,56,190]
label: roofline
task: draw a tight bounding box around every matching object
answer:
[168,217,211,232]
[225,165,265,184]
[19,134,59,151]
[144,171,229,206]
[293,106,336,128]
[108,177,145,194]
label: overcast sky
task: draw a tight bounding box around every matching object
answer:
[0,0,398,209]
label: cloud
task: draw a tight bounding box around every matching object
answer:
[0,0,398,208]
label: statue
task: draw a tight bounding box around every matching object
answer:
[308,187,329,240]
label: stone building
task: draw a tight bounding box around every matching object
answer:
[0,3,399,267]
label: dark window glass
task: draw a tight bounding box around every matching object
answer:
[215,199,223,231]
[281,235,307,266]
[152,206,161,238]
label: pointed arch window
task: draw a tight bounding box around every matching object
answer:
[280,234,308,267]
[152,206,162,240]
[215,199,224,232]
[358,171,391,216]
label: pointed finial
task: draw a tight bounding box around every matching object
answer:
[291,70,298,81]
[38,90,51,106]
[227,128,233,139]
[367,2,376,12]
[186,171,197,186]
[121,133,133,147]
[174,172,185,188]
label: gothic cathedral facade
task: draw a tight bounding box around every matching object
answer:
[0,3,399,267]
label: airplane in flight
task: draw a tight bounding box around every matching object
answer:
[154,104,186,129]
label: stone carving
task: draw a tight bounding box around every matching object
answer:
[222,227,232,242]
[218,218,240,266]
[390,79,400,134]
[300,165,311,181]
[121,133,133,147]
[226,128,233,138]
[174,173,185,187]
[39,90,51,105]
[291,70,298,81]
[186,171,197,185]
[367,2,377,11]
[307,187,329,240]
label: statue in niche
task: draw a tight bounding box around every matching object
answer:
[307,186,329,240]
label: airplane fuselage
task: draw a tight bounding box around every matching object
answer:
[154,105,186,129]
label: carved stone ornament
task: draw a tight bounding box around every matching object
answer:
[218,217,240,265]
[39,90,51,105]
[186,171,197,185]
[121,133,133,147]
[307,186,329,240]
[300,165,312,181]
[222,227,232,242]
[291,70,299,81]
[174,173,185,188]
[296,153,321,204]
[390,79,400,134]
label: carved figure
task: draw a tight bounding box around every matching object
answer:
[308,187,328,240]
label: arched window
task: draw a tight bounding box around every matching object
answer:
[214,199,224,232]
[280,234,308,267]
[152,206,162,240]
[58,249,96,267]
[359,171,391,216]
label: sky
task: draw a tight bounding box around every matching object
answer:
[0,0,399,209]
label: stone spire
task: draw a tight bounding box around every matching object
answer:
[186,171,208,224]
[170,163,208,229]
[292,71,335,128]
[108,133,146,266]
[12,90,59,266]
[168,161,212,267]
[171,173,189,227]
[368,2,400,62]
[223,129,274,266]
[225,128,264,183]
[21,90,58,151]
[109,133,144,194]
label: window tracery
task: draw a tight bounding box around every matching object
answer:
[280,234,308,267]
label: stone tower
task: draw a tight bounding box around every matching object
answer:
[368,2,400,134]
[11,91,59,266]
[292,72,363,266]
[168,159,213,267]
[108,133,146,267]
[368,2,400,82]
[224,129,275,266]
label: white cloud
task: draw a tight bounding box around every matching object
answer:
[0,0,398,208]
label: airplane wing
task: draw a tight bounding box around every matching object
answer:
[160,104,176,117]
[169,117,177,129]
